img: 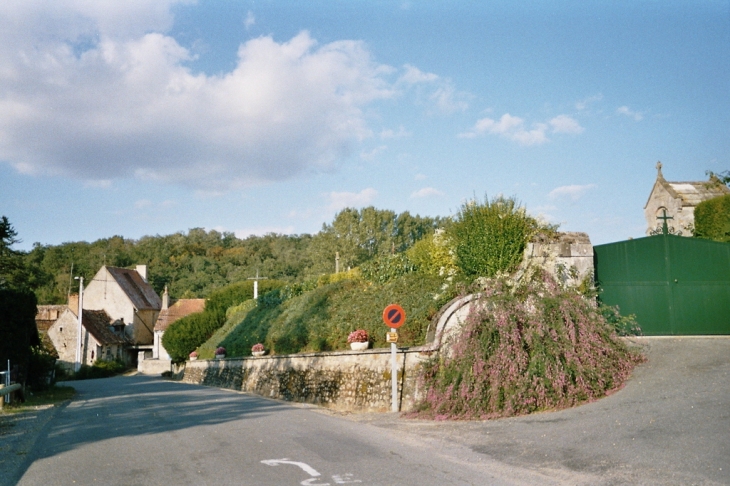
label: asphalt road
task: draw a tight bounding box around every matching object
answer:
[7,337,730,485]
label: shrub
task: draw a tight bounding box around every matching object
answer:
[70,359,127,380]
[360,253,416,284]
[694,194,730,242]
[162,311,219,362]
[406,229,457,278]
[449,196,551,279]
[215,346,226,355]
[25,347,57,391]
[412,271,644,420]
[252,343,264,352]
[162,279,285,362]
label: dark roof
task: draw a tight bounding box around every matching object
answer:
[82,309,127,345]
[105,266,161,311]
[154,299,206,332]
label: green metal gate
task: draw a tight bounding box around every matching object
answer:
[594,234,730,335]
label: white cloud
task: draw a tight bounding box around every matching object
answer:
[459,112,583,145]
[397,64,439,84]
[548,184,597,202]
[414,173,427,180]
[326,188,377,211]
[134,199,152,209]
[549,115,584,134]
[396,64,469,113]
[429,85,468,113]
[244,11,255,29]
[360,145,387,160]
[0,4,397,191]
[380,126,411,139]
[575,94,603,110]
[410,187,444,198]
[459,114,547,145]
[616,106,643,121]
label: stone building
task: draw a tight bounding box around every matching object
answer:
[644,162,730,236]
[35,304,70,355]
[83,265,161,347]
[152,287,205,360]
[46,308,127,372]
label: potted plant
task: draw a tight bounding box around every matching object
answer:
[347,329,369,351]
[215,346,226,359]
[251,343,265,357]
[189,351,198,361]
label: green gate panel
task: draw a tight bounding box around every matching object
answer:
[598,282,672,335]
[595,235,730,335]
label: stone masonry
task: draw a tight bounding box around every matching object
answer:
[177,347,433,412]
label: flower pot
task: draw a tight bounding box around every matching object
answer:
[252,351,265,357]
[350,341,369,351]
[215,354,225,359]
[189,356,197,361]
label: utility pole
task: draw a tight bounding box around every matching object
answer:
[247,270,268,300]
[74,276,84,372]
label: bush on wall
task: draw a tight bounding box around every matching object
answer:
[694,194,730,242]
[411,270,644,420]
[449,196,552,280]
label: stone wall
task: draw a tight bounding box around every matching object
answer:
[175,347,434,412]
[522,232,593,287]
[174,232,596,412]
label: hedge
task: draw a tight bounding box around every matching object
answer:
[694,194,730,242]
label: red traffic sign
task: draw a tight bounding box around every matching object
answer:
[382,304,406,329]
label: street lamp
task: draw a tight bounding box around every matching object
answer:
[74,276,84,372]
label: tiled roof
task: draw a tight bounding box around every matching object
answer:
[154,299,206,332]
[82,309,127,345]
[666,180,730,207]
[106,266,161,311]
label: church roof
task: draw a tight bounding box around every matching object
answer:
[105,266,162,311]
[665,180,729,207]
[646,162,730,209]
[154,299,206,332]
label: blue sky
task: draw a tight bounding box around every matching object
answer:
[1,1,728,251]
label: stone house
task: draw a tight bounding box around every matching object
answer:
[152,287,205,360]
[35,304,69,356]
[645,162,730,236]
[46,308,127,372]
[83,265,161,348]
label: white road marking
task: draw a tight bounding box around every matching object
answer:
[332,473,362,484]
[261,458,321,477]
[301,479,330,486]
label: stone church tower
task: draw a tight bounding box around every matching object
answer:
[644,162,730,236]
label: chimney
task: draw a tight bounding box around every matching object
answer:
[162,286,169,310]
[68,293,79,315]
[135,264,147,282]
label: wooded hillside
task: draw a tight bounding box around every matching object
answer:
[22,207,443,304]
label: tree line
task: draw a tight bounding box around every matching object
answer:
[20,207,444,304]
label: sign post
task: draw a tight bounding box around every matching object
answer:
[382,304,405,413]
